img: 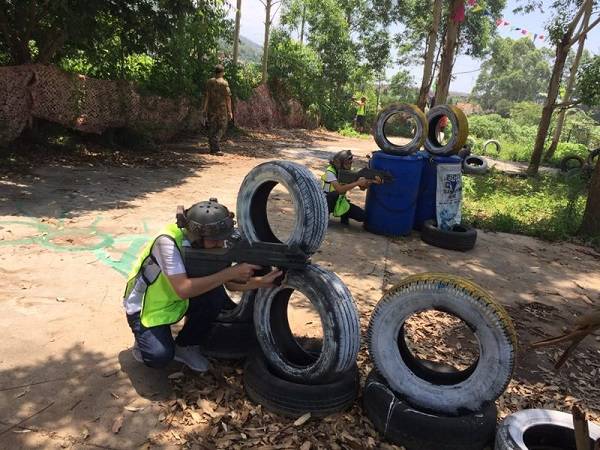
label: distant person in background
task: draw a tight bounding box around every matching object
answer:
[436,115,449,144]
[202,64,233,156]
[352,97,367,134]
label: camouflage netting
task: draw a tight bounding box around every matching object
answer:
[0,65,315,146]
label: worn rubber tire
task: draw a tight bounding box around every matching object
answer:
[462,155,489,175]
[421,219,477,251]
[363,370,498,450]
[373,103,427,155]
[243,351,359,418]
[560,155,585,173]
[254,264,360,383]
[368,273,517,415]
[482,139,500,156]
[465,136,477,151]
[424,105,469,156]
[198,321,258,359]
[217,290,257,322]
[236,161,328,255]
[495,409,600,450]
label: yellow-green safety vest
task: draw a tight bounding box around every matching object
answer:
[321,164,350,217]
[124,223,189,328]
[357,102,366,116]
[321,164,338,193]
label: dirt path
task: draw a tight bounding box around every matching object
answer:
[0,129,599,449]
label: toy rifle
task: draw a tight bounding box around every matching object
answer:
[337,167,394,184]
[183,239,310,285]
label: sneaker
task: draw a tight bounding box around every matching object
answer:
[174,345,209,373]
[209,150,224,156]
[132,342,143,363]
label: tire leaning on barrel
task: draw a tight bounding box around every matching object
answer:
[363,370,498,450]
[373,103,428,156]
[368,273,517,415]
[424,105,469,156]
[236,160,328,255]
[421,219,477,251]
[253,264,360,384]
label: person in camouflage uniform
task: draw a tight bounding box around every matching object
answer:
[202,64,233,155]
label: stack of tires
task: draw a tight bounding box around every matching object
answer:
[364,273,518,450]
[372,103,477,251]
[203,161,362,417]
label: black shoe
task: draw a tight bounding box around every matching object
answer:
[210,150,224,156]
[340,218,350,226]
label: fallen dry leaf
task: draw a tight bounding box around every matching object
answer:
[293,412,311,427]
[81,427,89,440]
[112,415,124,434]
[168,372,185,380]
[125,406,143,412]
[300,441,311,450]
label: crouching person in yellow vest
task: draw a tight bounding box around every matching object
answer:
[321,150,374,226]
[123,199,281,372]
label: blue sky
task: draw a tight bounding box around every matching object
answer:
[231,0,600,93]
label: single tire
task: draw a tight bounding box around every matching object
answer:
[495,409,600,450]
[236,161,328,255]
[482,139,500,156]
[243,351,359,418]
[373,103,428,156]
[217,290,256,322]
[588,147,600,166]
[363,370,498,450]
[421,219,477,252]
[424,105,469,156]
[198,321,258,359]
[368,273,517,415]
[462,155,489,175]
[254,264,360,383]
[560,155,585,173]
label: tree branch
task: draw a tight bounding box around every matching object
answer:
[570,14,600,44]
[566,0,589,36]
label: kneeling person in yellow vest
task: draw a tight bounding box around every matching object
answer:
[321,150,373,225]
[123,199,281,372]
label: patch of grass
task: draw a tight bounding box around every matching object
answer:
[462,171,588,241]
[338,123,371,139]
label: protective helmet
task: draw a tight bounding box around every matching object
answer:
[331,149,353,169]
[176,198,234,241]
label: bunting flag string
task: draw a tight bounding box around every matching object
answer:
[462,0,545,42]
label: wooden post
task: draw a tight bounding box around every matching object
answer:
[572,405,590,450]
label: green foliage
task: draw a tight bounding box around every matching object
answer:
[509,101,543,127]
[494,99,513,118]
[268,30,323,108]
[473,37,551,110]
[338,122,371,138]
[577,56,600,107]
[462,172,587,241]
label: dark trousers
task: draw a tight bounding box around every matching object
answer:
[325,191,365,224]
[126,286,229,368]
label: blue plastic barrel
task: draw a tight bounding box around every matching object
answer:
[364,151,424,236]
[413,151,462,230]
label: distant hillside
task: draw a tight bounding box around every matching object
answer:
[239,36,262,64]
[220,35,262,64]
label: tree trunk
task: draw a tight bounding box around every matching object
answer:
[579,155,600,236]
[544,2,591,162]
[434,0,461,105]
[261,0,272,84]
[300,5,306,44]
[417,0,443,110]
[526,35,571,176]
[232,0,242,66]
